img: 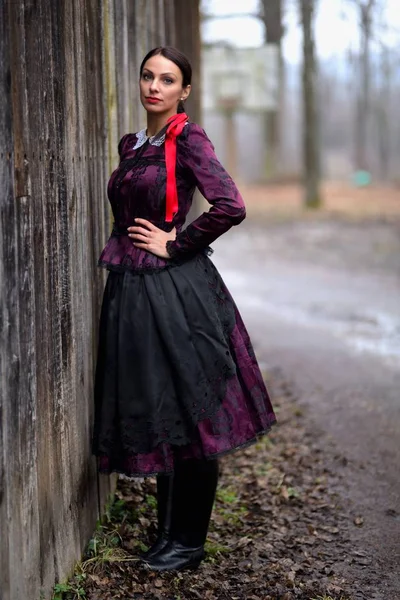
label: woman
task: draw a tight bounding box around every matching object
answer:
[92,46,277,572]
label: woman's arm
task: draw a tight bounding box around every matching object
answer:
[166,123,246,258]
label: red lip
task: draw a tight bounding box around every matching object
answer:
[146,97,162,103]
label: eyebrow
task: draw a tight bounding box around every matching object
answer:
[142,68,177,77]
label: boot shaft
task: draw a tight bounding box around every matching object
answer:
[171,457,219,547]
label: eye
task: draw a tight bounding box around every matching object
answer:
[163,78,174,85]
[142,73,152,81]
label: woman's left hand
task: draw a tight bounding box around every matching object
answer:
[127,218,176,259]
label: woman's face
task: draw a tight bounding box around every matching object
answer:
[140,54,190,116]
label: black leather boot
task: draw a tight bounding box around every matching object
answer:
[142,457,219,571]
[140,473,173,560]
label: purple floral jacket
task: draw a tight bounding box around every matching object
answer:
[98,122,246,273]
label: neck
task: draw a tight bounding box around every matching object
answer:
[146,110,179,137]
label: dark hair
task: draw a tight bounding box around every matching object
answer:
[139,46,192,113]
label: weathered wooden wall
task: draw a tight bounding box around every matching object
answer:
[0,1,200,599]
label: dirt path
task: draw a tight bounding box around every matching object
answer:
[62,194,400,600]
[212,216,400,599]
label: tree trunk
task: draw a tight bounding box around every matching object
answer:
[300,0,322,208]
[261,0,284,179]
[354,0,375,172]
[376,44,390,181]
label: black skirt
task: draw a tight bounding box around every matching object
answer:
[91,252,276,476]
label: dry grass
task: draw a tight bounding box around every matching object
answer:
[234,181,400,222]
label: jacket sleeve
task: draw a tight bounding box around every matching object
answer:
[166,123,246,259]
[118,133,134,158]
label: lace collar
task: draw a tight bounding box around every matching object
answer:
[133,128,165,150]
[132,122,188,150]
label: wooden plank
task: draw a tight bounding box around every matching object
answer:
[157,0,166,46]
[0,1,14,596]
[63,0,105,556]
[174,0,202,124]
[164,0,176,45]
[102,0,119,173]
[114,0,130,135]
[5,1,41,597]
[127,0,141,130]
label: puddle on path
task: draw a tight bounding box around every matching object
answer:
[213,258,400,368]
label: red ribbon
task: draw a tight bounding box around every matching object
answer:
[164,112,188,222]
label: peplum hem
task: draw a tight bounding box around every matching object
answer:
[98,232,214,274]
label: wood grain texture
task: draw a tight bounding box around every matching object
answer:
[0,1,200,598]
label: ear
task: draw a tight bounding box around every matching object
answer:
[181,85,191,102]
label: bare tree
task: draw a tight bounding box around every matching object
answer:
[260,0,284,178]
[353,0,376,172]
[300,0,322,207]
[375,43,391,180]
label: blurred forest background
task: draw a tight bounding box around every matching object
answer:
[200,0,400,209]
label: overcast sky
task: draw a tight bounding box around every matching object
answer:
[202,0,400,63]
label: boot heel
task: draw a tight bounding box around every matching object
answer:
[139,532,170,560]
[185,556,204,571]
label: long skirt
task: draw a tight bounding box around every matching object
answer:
[91,251,277,477]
